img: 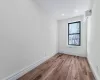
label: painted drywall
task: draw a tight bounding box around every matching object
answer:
[58,16,87,57]
[0,0,57,79]
[87,0,100,79]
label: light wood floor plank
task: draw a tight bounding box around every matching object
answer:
[17,53,95,80]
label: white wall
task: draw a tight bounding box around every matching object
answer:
[0,0,57,79]
[87,0,100,79]
[58,16,87,57]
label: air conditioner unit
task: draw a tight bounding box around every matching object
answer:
[85,9,92,17]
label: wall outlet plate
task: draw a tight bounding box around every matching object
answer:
[44,52,46,56]
[96,66,100,75]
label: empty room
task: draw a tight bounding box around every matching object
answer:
[1,0,100,80]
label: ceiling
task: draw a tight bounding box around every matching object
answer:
[34,0,90,20]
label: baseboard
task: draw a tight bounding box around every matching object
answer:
[58,51,87,57]
[2,55,53,80]
[87,57,100,80]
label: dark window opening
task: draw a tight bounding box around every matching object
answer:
[68,21,81,46]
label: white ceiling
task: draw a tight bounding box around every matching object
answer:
[34,0,90,20]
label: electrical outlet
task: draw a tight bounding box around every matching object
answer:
[44,52,46,56]
[96,66,99,71]
[96,66,100,75]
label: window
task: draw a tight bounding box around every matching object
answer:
[68,21,81,46]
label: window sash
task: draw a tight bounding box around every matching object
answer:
[68,34,80,46]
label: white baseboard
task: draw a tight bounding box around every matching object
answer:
[87,57,100,80]
[2,55,53,80]
[58,51,87,57]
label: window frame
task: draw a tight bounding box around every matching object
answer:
[68,21,81,46]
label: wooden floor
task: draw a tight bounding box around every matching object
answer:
[18,53,95,80]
